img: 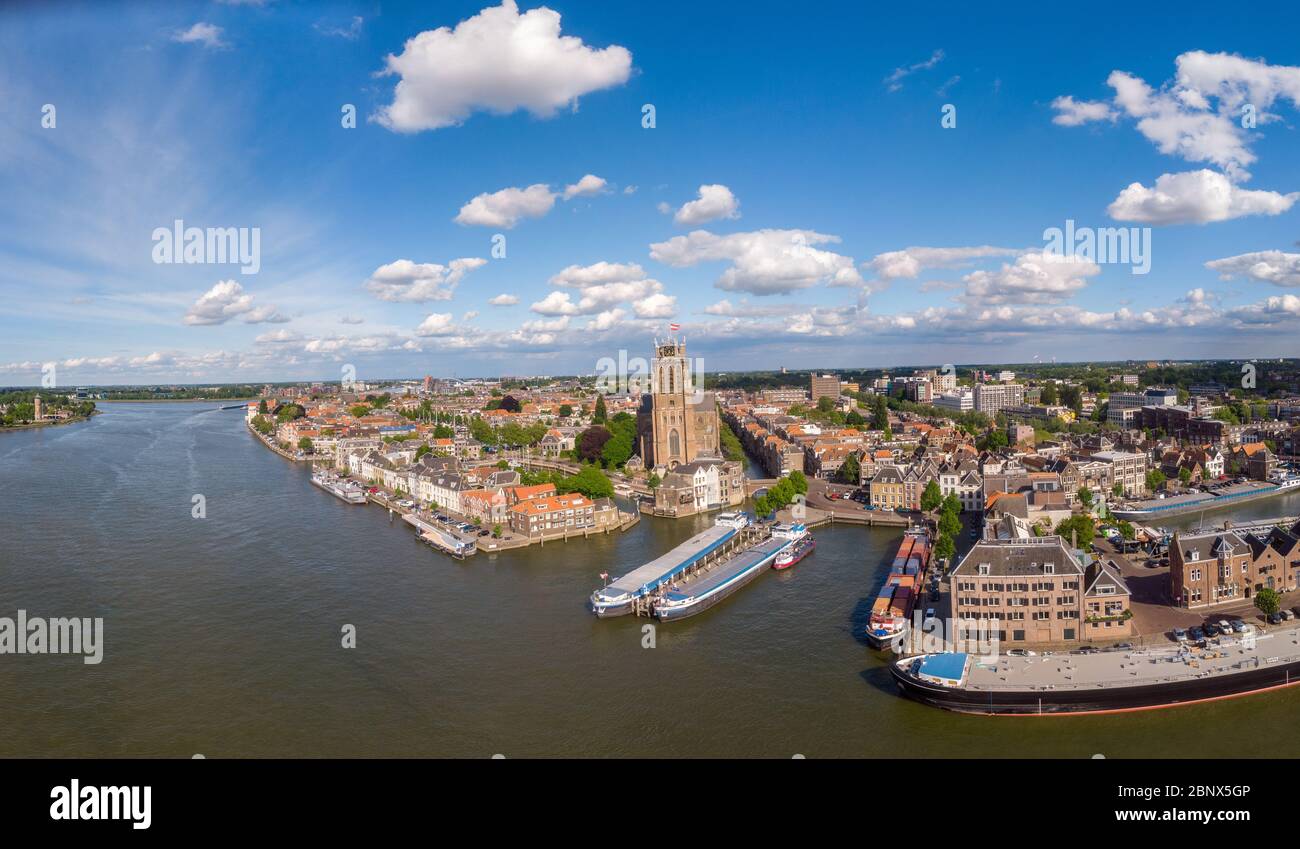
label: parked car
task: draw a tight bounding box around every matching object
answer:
[477,529,491,537]
[1269,611,1285,625]
[1283,610,1296,621]
[1113,642,1134,651]
[1189,626,1205,641]
[1217,620,1233,634]
[1203,622,1220,637]
[1230,620,1246,633]
[1172,627,1188,642]
[923,608,937,623]
[1006,649,1036,657]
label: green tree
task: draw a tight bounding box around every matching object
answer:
[258,398,268,415]
[845,410,865,427]
[492,523,503,539]
[920,480,943,512]
[934,533,955,562]
[593,395,607,424]
[560,465,615,499]
[1112,482,1124,498]
[1077,487,1093,508]
[297,437,314,453]
[1055,514,1096,548]
[1117,520,1135,540]
[558,404,573,418]
[938,509,961,538]
[349,404,370,419]
[647,473,661,489]
[1178,467,1192,485]
[1255,587,1281,617]
[941,493,961,515]
[836,453,861,484]
[786,470,808,495]
[1145,469,1166,491]
[415,444,432,460]
[870,394,889,430]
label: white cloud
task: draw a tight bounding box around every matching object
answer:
[866,245,1020,280]
[1050,95,1116,126]
[585,309,626,331]
[488,293,519,306]
[315,16,364,40]
[454,184,556,228]
[339,315,365,325]
[415,313,459,336]
[1059,52,1300,181]
[649,228,863,295]
[549,261,646,287]
[184,280,287,325]
[673,184,740,226]
[961,251,1101,305]
[885,49,943,92]
[255,329,303,344]
[563,174,607,199]
[532,261,675,320]
[173,22,226,49]
[375,0,632,133]
[1107,169,1298,225]
[365,257,487,302]
[1206,250,1300,287]
[633,292,676,318]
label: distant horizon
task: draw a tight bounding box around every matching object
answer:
[4,355,1294,391]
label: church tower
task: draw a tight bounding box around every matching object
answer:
[647,338,694,469]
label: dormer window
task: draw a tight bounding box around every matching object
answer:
[978,564,991,576]
[1044,563,1055,574]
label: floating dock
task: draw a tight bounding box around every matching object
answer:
[402,513,476,558]
[311,472,367,504]
[653,535,791,621]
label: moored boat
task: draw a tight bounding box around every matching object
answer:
[891,626,1300,714]
[865,529,931,650]
[773,525,814,570]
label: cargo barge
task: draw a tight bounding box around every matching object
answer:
[890,626,1300,715]
[589,514,750,617]
[1111,474,1300,521]
[653,535,791,621]
[865,529,931,650]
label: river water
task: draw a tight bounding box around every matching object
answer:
[2,401,1299,757]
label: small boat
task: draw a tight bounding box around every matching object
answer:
[773,531,814,570]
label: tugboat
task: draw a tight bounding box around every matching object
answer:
[772,523,814,570]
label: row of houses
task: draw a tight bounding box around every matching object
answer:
[1170,521,1300,609]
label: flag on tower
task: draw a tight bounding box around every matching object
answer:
[668,323,680,332]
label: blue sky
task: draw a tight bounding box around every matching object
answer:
[2,0,1299,385]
